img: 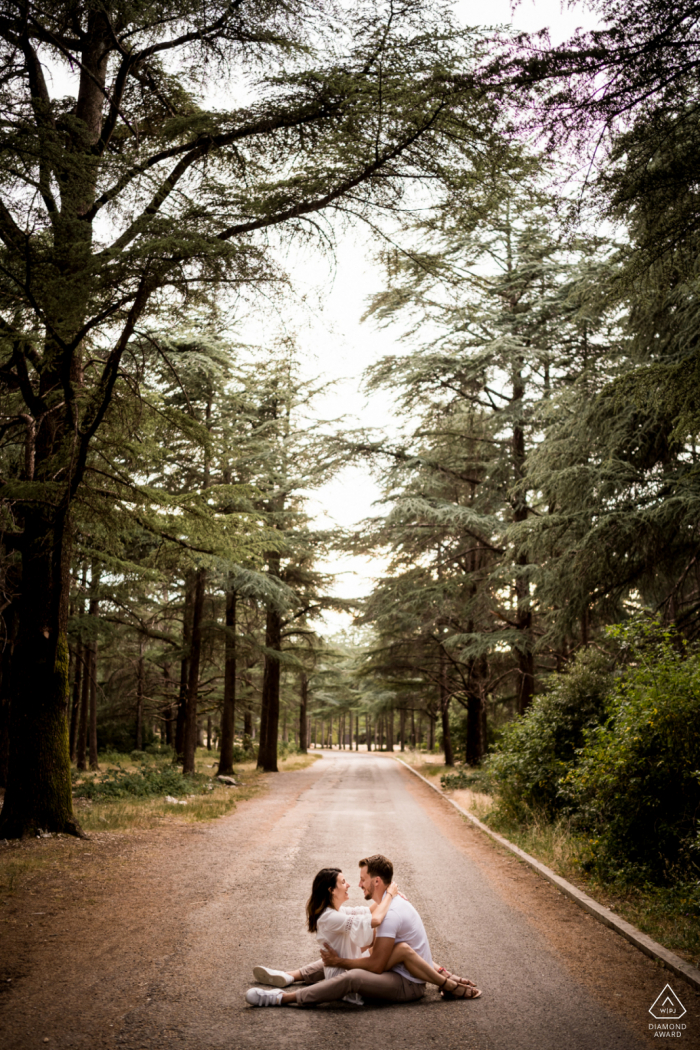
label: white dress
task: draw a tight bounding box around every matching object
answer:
[316,905,373,1004]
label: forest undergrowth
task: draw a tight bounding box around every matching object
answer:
[394,747,699,965]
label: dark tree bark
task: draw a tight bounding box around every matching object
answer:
[69,640,82,762]
[217,586,237,775]
[399,707,406,752]
[465,656,488,766]
[162,664,174,746]
[135,650,145,751]
[366,713,372,751]
[88,640,99,771]
[512,362,535,715]
[465,691,484,766]
[298,671,308,752]
[0,587,19,788]
[87,580,100,771]
[439,644,455,765]
[176,572,195,759]
[183,569,206,775]
[387,708,394,752]
[0,509,82,838]
[257,551,282,773]
[428,708,436,751]
[76,644,90,772]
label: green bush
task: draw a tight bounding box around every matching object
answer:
[440,766,493,792]
[564,622,700,883]
[485,649,613,821]
[96,719,154,753]
[232,742,257,762]
[74,765,206,800]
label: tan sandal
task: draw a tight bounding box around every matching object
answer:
[441,982,482,1000]
[436,966,477,988]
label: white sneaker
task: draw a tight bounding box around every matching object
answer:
[253,965,293,988]
[245,987,284,1007]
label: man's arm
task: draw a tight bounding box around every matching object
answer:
[320,937,395,975]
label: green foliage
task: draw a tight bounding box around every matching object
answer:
[97,719,155,755]
[564,622,700,883]
[440,766,493,792]
[486,650,613,821]
[74,765,206,801]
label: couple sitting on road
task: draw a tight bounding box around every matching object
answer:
[245,854,481,1008]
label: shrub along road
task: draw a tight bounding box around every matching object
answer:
[1,751,698,1049]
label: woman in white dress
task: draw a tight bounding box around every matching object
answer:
[308,867,396,1003]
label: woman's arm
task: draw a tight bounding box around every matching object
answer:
[370,882,399,928]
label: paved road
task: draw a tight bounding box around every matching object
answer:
[116,751,662,1050]
[7,750,694,1050]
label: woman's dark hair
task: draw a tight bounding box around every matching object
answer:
[306,867,342,933]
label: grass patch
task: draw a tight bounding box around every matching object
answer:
[484,809,700,967]
[76,781,261,832]
[72,748,320,833]
[394,750,445,783]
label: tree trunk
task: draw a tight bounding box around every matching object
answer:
[257,602,282,772]
[466,656,487,766]
[183,568,206,775]
[400,708,406,752]
[0,581,18,789]
[162,664,174,747]
[465,691,484,766]
[77,645,90,772]
[366,713,371,751]
[218,585,237,775]
[387,708,394,752]
[136,650,145,751]
[206,717,212,750]
[512,359,535,715]
[88,640,99,771]
[0,509,82,838]
[257,546,282,773]
[298,671,308,752]
[516,644,535,715]
[87,579,100,771]
[69,640,82,761]
[176,572,195,759]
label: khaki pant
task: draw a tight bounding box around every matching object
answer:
[296,960,425,1006]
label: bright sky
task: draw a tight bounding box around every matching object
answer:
[265,0,601,635]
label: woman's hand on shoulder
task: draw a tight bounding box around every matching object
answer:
[388,881,400,899]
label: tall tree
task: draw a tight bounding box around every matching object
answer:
[0,0,502,836]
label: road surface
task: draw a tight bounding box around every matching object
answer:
[2,750,698,1050]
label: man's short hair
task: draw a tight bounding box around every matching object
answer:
[359,854,393,883]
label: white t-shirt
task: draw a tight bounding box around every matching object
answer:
[316,905,373,1004]
[375,894,433,984]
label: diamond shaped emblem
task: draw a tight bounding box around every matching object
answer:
[649,984,687,1020]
